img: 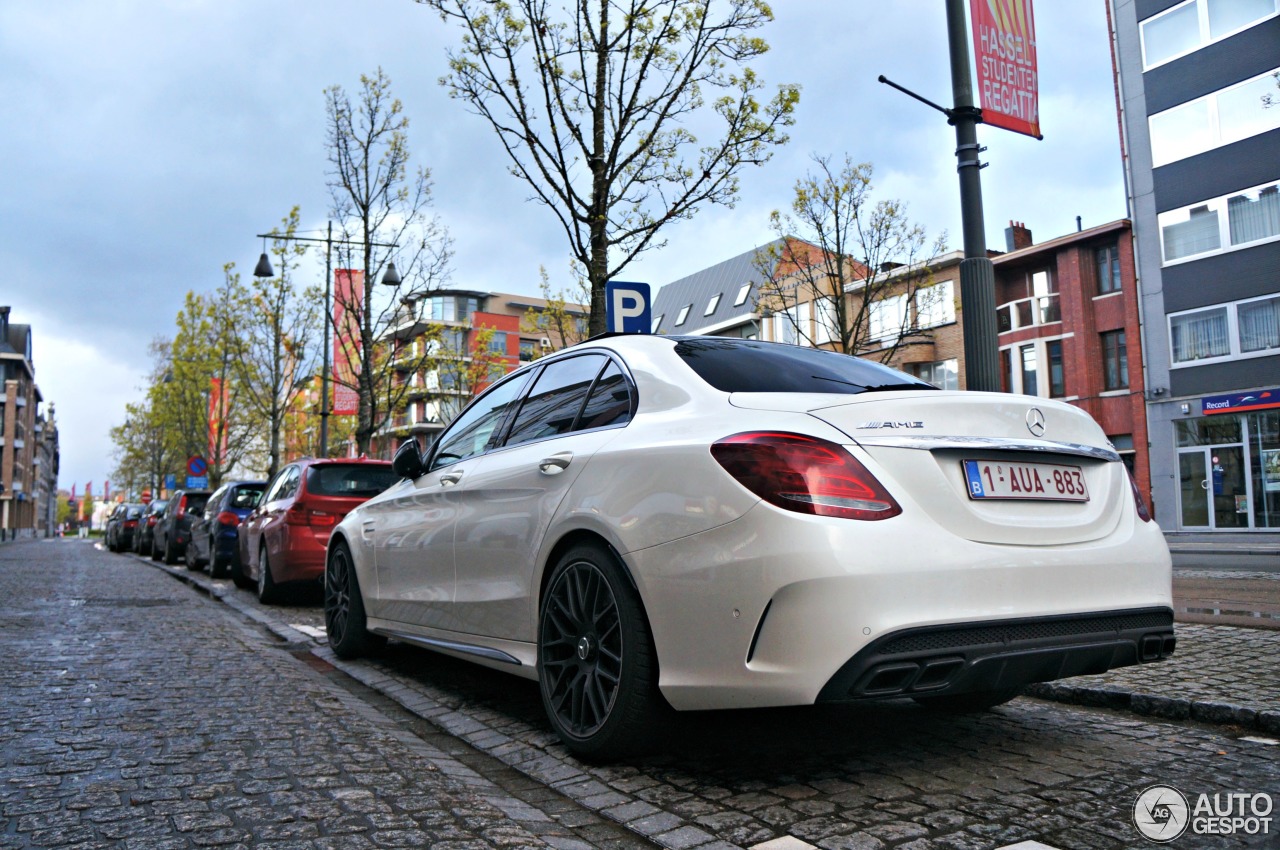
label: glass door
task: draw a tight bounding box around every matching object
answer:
[1179,450,1209,528]
[1181,445,1252,529]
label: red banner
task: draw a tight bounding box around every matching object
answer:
[332,270,364,416]
[970,0,1041,139]
[208,377,230,463]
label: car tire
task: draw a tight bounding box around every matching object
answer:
[325,540,386,659]
[185,540,203,571]
[163,535,179,565]
[257,545,284,605]
[538,542,668,762]
[913,687,1023,714]
[209,542,228,579]
[150,535,163,561]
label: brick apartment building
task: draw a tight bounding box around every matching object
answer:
[994,221,1151,500]
[0,307,60,539]
[378,289,588,452]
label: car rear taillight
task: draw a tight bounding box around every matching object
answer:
[147,516,158,527]
[124,520,138,529]
[1128,469,1153,523]
[285,502,339,527]
[711,432,902,521]
[175,496,187,517]
[217,511,241,528]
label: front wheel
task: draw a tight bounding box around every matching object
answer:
[538,543,666,762]
[325,541,385,659]
[185,540,203,571]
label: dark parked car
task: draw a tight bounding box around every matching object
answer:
[133,499,168,556]
[105,503,144,552]
[151,489,211,565]
[187,480,266,578]
[239,458,396,603]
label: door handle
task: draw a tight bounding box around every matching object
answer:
[440,471,464,486]
[539,451,574,474]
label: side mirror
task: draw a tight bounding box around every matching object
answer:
[392,438,425,481]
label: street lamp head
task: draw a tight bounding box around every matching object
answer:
[254,252,274,278]
[380,261,401,287]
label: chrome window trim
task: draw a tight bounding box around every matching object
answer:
[853,435,1120,463]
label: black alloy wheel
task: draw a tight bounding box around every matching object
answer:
[209,538,228,579]
[538,543,665,761]
[325,541,385,659]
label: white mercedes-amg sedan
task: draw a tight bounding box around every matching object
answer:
[325,335,1174,760]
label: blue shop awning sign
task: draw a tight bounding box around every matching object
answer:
[1202,388,1280,415]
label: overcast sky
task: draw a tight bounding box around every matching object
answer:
[0,1,1128,493]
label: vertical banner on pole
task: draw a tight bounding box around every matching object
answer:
[332,270,364,416]
[969,0,1041,139]
[208,377,229,464]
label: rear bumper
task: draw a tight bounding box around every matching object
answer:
[816,607,1175,702]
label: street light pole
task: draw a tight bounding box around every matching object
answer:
[253,225,399,458]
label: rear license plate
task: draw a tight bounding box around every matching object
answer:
[962,459,1089,502]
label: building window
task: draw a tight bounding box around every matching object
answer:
[1020,345,1038,396]
[915,280,955,328]
[908,359,959,390]
[1102,331,1129,390]
[1141,0,1278,68]
[1148,69,1280,167]
[813,299,838,346]
[1047,340,1066,397]
[1171,307,1230,363]
[486,332,509,355]
[1170,294,1280,365]
[1159,181,1280,264]
[734,283,752,306]
[651,314,663,333]
[519,339,537,361]
[1095,243,1122,294]
[675,305,691,326]
[1239,295,1280,353]
[868,295,907,341]
[705,293,722,316]
[770,303,812,346]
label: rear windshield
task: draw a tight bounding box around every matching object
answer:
[306,464,398,498]
[184,494,210,513]
[126,506,144,519]
[673,338,936,394]
[228,486,264,509]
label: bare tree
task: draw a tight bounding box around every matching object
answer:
[325,68,452,454]
[420,0,800,334]
[520,264,591,356]
[756,154,948,363]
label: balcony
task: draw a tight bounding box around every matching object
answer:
[998,293,1061,333]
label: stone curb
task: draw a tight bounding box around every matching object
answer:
[1025,682,1280,735]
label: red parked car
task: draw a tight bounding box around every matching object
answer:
[237,458,398,604]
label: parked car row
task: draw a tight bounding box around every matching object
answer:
[104,458,397,606]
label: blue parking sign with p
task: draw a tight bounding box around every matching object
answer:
[605,281,652,334]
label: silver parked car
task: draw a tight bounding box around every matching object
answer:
[324,335,1174,759]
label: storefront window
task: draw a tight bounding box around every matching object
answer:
[1176,417,1242,446]
[1250,411,1280,528]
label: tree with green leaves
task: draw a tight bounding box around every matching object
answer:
[420,0,800,335]
[520,265,591,357]
[325,68,453,455]
[755,154,948,364]
[233,207,322,478]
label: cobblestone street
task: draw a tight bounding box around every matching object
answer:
[3,539,1278,849]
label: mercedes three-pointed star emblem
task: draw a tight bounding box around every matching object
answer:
[1026,407,1046,437]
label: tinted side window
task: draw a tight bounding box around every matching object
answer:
[504,355,606,447]
[674,338,935,394]
[576,362,633,430]
[431,372,533,471]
